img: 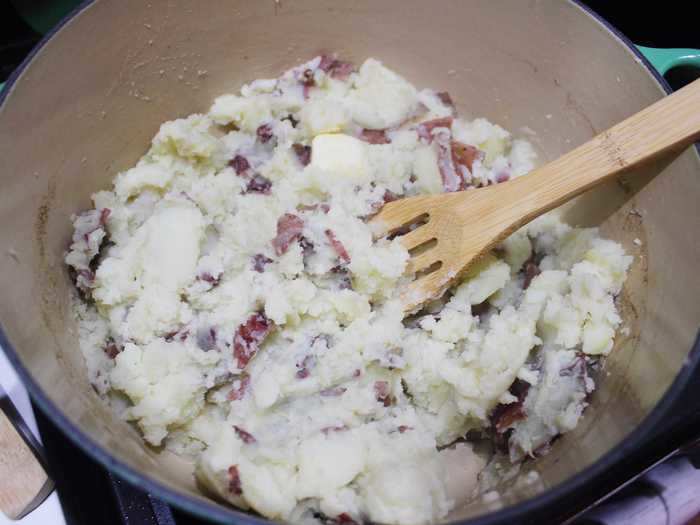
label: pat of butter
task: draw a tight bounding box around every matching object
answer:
[310,134,370,183]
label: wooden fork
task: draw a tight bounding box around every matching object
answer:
[370,78,700,313]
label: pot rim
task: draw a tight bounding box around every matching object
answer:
[1,1,699,523]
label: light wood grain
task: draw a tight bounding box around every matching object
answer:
[0,408,52,520]
[371,78,700,312]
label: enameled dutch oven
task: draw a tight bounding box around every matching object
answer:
[1,1,699,523]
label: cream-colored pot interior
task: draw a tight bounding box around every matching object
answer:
[0,1,699,523]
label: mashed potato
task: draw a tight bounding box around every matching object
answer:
[66,56,631,525]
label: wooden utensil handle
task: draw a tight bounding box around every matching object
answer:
[0,395,53,520]
[508,78,700,224]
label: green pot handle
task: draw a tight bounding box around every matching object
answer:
[0,0,82,96]
[637,46,700,76]
[11,0,83,36]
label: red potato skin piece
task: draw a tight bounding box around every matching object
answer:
[99,208,111,226]
[321,425,348,435]
[495,172,511,183]
[522,254,542,289]
[301,56,355,97]
[227,374,251,401]
[165,329,190,343]
[199,272,221,286]
[233,312,273,369]
[252,253,273,273]
[415,116,484,191]
[320,386,347,397]
[246,174,272,194]
[229,153,273,194]
[318,55,355,80]
[227,465,242,495]
[416,117,454,143]
[451,141,481,174]
[233,425,257,444]
[103,341,121,359]
[301,69,315,99]
[229,155,250,175]
[374,380,394,407]
[70,207,112,295]
[382,190,399,203]
[312,510,359,525]
[318,55,336,72]
[491,401,527,434]
[292,143,312,166]
[272,213,305,256]
[296,355,316,379]
[256,124,274,144]
[303,83,313,100]
[335,513,359,525]
[325,229,351,263]
[559,352,595,395]
[359,129,391,145]
[437,135,484,192]
[436,91,455,109]
[329,62,355,80]
[434,130,462,192]
[302,68,315,86]
[490,379,531,450]
[330,265,353,290]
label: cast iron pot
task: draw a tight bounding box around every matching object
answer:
[1,1,699,523]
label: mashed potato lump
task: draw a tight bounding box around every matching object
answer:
[66,56,631,525]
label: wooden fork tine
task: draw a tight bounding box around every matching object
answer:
[401,264,459,312]
[399,224,436,251]
[406,250,441,274]
[368,195,434,239]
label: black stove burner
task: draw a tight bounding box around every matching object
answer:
[35,408,180,525]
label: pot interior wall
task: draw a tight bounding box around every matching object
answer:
[0,0,698,522]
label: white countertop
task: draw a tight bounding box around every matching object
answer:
[0,347,66,525]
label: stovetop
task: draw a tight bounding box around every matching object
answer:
[2,1,699,524]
